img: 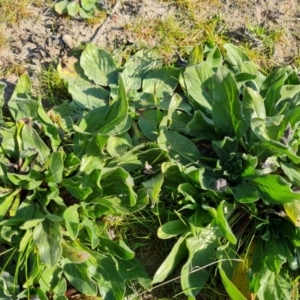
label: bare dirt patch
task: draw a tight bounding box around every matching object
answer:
[221,0,300,65]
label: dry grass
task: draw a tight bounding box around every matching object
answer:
[0,28,7,50]
[0,0,53,24]
[126,2,227,64]
[0,0,33,24]
[0,63,26,77]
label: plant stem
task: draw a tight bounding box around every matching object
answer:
[239,137,248,152]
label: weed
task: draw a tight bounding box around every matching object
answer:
[0,0,32,24]
[37,63,70,106]
[246,24,284,57]
[85,9,107,26]
[54,0,106,20]
[126,2,227,64]
[0,63,26,77]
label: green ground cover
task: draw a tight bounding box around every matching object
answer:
[1,1,300,299]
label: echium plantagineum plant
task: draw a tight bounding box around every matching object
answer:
[151,43,300,299]
[1,40,300,300]
[0,53,160,298]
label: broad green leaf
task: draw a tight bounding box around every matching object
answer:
[63,205,80,240]
[142,67,180,98]
[92,255,125,299]
[0,81,6,99]
[64,153,81,177]
[18,229,31,252]
[20,121,50,163]
[72,130,93,159]
[20,218,44,230]
[81,0,97,11]
[202,205,229,238]
[61,176,92,200]
[117,256,151,289]
[281,161,300,187]
[82,169,103,202]
[33,219,62,267]
[45,152,64,183]
[142,173,164,206]
[92,190,148,215]
[212,136,238,161]
[10,73,31,100]
[216,201,236,244]
[251,140,300,164]
[178,182,199,202]
[276,85,300,112]
[277,106,300,140]
[242,86,266,125]
[76,105,111,134]
[0,126,17,158]
[158,129,200,164]
[284,201,300,227]
[240,61,264,83]
[263,234,286,272]
[181,227,219,297]
[58,61,109,109]
[1,226,19,243]
[157,219,189,239]
[37,107,61,151]
[8,99,39,122]
[138,109,162,141]
[0,191,19,222]
[137,148,169,174]
[265,82,287,117]
[80,44,118,86]
[153,235,187,284]
[206,46,223,68]
[39,266,66,296]
[67,1,80,16]
[98,237,134,260]
[187,43,203,66]
[165,93,184,125]
[260,66,290,98]
[232,181,260,203]
[184,167,213,191]
[219,265,247,300]
[252,175,300,204]
[0,271,20,297]
[235,72,256,84]
[79,134,109,174]
[79,7,94,18]
[122,48,161,91]
[212,67,247,138]
[254,269,291,300]
[107,134,132,158]
[7,172,42,189]
[62,241,90,263]
[183,62,214,112]
[170,110,193,134]
[78,74,128,135]
[101,167,137,206]
[68,79,109,109]
[63,261,97,296]
[54,0,68,14]
[82,217,99,249]
[224,43,250,67]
